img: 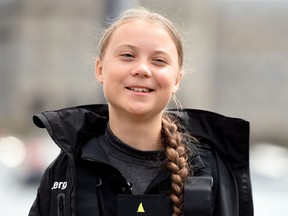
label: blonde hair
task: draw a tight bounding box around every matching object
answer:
[161,114,191,216]
[97,7,191,216]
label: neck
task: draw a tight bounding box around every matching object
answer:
[108,108,163,151]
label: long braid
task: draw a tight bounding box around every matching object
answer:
[161,114,191,216]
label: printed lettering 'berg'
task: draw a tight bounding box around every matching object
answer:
[51,181,67,190]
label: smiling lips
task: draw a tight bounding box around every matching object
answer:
[126,87,154,93]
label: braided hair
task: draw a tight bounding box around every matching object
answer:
[161,114,193,216]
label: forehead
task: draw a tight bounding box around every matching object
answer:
[117,19,169,36]
[118,18,166,31]
[107,19,177,51]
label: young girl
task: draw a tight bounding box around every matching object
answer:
[29,7,253,216]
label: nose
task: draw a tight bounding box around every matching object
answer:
[131,61,152,78]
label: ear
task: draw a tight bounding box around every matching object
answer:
[95,58,103,83]
[172,71,182,93]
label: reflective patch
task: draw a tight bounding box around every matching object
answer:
[117,194,170,216]
[137,202,145,213]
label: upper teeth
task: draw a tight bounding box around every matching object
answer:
[128,87,150,92]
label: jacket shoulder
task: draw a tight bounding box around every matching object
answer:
[169,109,250,168]
[170,109,253,216]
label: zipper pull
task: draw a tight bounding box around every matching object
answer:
[57,193,65,216]
[127,182,133,193]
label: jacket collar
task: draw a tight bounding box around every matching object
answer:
[81,137,111,165]
[33,104,109,158]
[33,104,249,168]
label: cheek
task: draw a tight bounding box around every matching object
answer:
[101,64,120,83]
[156,69,178,89]
[101,67,124,97]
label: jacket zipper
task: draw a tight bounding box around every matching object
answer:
[57,193,66,216]
[96,177,104,215]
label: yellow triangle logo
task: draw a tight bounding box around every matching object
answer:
[137,202,145,213]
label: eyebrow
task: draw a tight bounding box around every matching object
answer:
[115,44,136,50]
[116,44,171,56]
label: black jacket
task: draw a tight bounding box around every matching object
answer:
[28,104,253,216]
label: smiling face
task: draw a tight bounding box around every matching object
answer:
[96,19,182,120]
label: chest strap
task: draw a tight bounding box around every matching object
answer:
[184,176,213,216]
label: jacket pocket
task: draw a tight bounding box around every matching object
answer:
[57,193,66,216]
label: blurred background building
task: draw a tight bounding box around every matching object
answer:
[0,0,288,215]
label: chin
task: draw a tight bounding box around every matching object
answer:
[127,104,165,118]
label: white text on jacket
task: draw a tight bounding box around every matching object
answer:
[51,181,67,190]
